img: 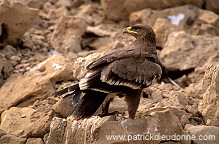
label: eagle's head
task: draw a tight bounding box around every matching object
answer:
[123,24,156,44]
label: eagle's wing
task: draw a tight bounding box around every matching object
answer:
[100,58,162,89]
[87,45,156,70]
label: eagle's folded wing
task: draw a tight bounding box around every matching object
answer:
[100,58,162,89]
[87,47,156,70]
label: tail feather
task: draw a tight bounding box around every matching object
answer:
[70,90,108,120]
[55,84,80,97]
[72,91,83,104]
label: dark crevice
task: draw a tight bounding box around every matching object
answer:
[156,46,163,50]
[0,23,8,44]
[55,80,75,85]
[167,68,194,80]
[202,0,207,10]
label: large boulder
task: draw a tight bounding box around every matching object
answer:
[159,31,219,71]
[0,54,73,113]
[0,1,39,47]
[45,117,67,144]
[130,5,219,37]
[185,124,219,144]
[46,108,191,144]
[101,0,202,21]
[198,62,219,126]
[153,18,180,48]
[0,106,54,137]
[0,133,26,144]
[49,16,87,54]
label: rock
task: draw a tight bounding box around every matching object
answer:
[192,10,219,36]
[0,1,39,47]
[0,73,3,86]
[0,129,6,138]
[129,5,219,36]
[74,3,104,25]
[0,58,13,79]
[160,31,219,71]
[7,0,47,9]
[206,0,219,15]
[0,54,73,113]
[30,111,55,137]
[71,0,86,7]
[184,82,204,100]
[161,91,189,109]
[198,10,219,28]
[52,97,74,118]
[185,124,219,144]
[86,26,111,37]
[49,16,87,54]
[151,91,163,102]
[54,108,190,144]
[10,55,21,64]
[101,0,202,21]
[0,107,54,137]
[1,45,17,59]
[107,95,127,114]
[45,117,67,144]
[0,107,35,137]
[27,0,47,9]
[0,134,26,144]
[140,83,188,110]
[72,52,105,80]
[153,18,180,48]
[187,52,219,84]
[26,138,44,144]
[198,62,219,126]
[129,5,198,28]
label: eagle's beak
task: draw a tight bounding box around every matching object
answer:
[122,27,138,34]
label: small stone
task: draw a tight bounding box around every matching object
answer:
[151,91,163,102]
[10,56,21,61]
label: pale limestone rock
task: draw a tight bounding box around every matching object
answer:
[0,54,73,112]
[52,108,190,144]
[0,107,54,137]
[52,97,74,118]
[45,117,67,144]
[185,124,219,144]
[198,62,219,126]
[0,1,39,46]
[0,134,26,144]
[72,52,105,80]
[160,31,219,71]
[50,16,87,54]
[129,5,219,36]
[101,0,202,21]
[153,18,180,48]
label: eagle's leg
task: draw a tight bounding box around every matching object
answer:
[125,89,142,119]
[101,93,116,116]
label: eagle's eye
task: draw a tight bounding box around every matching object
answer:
[131,26,140,31]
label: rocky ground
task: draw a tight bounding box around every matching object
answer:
[0,0,219,144]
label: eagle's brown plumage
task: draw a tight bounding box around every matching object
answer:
[56,24,162,120]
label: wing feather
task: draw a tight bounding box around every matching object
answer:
[101,58,162,89]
